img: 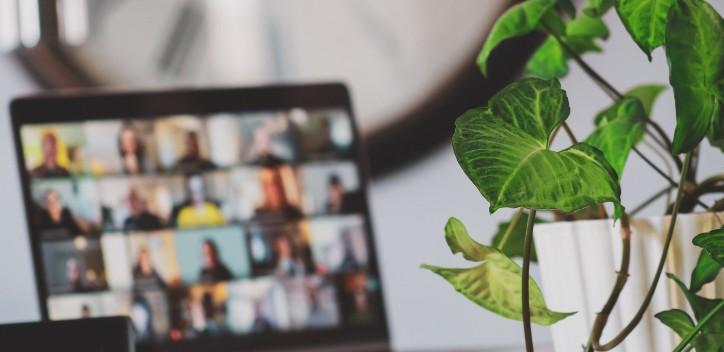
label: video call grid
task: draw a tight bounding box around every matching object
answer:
[20,108,384,342]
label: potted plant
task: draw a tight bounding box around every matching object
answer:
[422,0,723,351]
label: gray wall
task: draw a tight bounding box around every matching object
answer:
[0,55,40,322]
[1,6,723,351]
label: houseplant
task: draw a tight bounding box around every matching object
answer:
[422,0,724,351]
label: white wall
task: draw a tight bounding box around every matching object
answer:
[0,55,40,322]
[1,5,723,351]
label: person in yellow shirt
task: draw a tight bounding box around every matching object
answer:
[31,131,71,178]
[175,173,225,228]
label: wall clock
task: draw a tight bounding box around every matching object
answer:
[14,0,541,177]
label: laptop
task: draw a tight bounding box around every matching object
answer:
[9,83,389,352]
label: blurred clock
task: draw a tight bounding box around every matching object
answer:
[15,0,541,177]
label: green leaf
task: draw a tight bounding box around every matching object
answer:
[615,0,675,60]
[453,78,621,213]
[711,108,724,152]
[613,203,625,220]
[567,13,610,39]
[657,309,724,352]
[539,8,568,36]
[565,36,604,54]
[526,35,602,79]
[477,0,558,76]
[526,37,569,79]
[668,273,724,351]
[693,333,724,352]
[585,97,647,176]
[444,217,497,262]
[667,273,723,323]
[422,263,575,326]
[655,309,695,338]
[624,84,667,117]
[593,100,622,126]
[491,212,546,262]
[689,250,721,293]
[527,13,606,80]
[693,228,724,266]
[557,0,577,19]
[583,0,614,17]
[422,218,574,326]
[666,0,724,154]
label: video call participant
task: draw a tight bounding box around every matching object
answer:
[37,189,82,238]
[66,257,84,292]
[80,304,91,318]
[309,117,338,156]
[273,234,313,277]
[325,174,363,214]
[305,284,333,328]
[341,273,378,324]
[123,187,165,231]
[131,295,157,341]
[174,131,216,173]
[338,228,364,272]
[194,291,227,336]
[132,247,167,290]
[174,174,226,228]
[249,127,285,166]
[30,131,71,178]
[250,300,273,333]
[168,289,195,341]
[255,167,303,221]
[199,239,232,283]
[117,122,147,174]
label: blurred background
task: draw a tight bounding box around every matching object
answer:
[0,0,722,351]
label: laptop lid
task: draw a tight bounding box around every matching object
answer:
[9,83,389,352]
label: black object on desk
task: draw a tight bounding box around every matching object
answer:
[0,316,134,352]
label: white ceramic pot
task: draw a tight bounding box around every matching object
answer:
[534,212,723,352]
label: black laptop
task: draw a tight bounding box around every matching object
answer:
[9,84,389,352]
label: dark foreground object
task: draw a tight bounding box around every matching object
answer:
[0,316,134,352]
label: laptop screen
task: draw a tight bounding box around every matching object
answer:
[10,85,387,351]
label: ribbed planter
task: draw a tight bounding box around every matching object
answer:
[534,212,723,352]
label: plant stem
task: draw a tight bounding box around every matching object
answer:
[633,147,679,186]
[497,208,524,250]
[643,139,675,182]
[562,122,578,143]
[672,300,724,352]
[690,146,700,182]
[646,126,670,154]
[680,175,724,225]
[557,37,623,100]
[590,151,693,351]
[630,185,674,216]
[647,124,681,170]
[522,209,537,352]
[583,212,632,350]
[640,139,676,209]
[632,147,713,212]
[696,175,724,193]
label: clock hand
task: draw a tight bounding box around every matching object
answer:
[157,1,205,79]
